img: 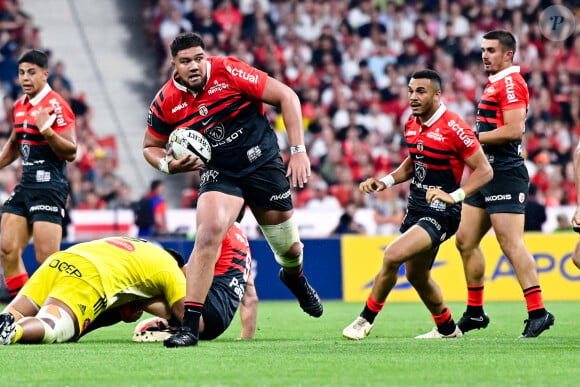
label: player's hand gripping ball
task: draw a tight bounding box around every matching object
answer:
[168,127,212,164]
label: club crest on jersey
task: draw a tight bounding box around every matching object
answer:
[415,161,427,182]
[199,104,209,117]
[417,140,424,152]
[21,142,30,161]
[519,192,526,203]
[205,123,225,142]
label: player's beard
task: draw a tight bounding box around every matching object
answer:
[187,75,206,93]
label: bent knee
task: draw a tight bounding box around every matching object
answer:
[455,233,478,253]
[281,242,303,259]
[406,271,429,288]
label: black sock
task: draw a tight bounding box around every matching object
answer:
[528,308,546,319]
[466,305,484,316]
[438,319,456,336]
[182,302,203,338]
[361,306,379,324]
[282,269,305,285]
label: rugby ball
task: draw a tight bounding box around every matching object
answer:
[168,127,212,164]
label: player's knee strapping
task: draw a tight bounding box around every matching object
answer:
[260,217,303,268]
[35,304,75,343]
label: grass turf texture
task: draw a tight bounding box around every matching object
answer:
[1,300,578,387]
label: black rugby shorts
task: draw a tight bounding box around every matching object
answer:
[400,208,460,248]
[199,155,293,212]
[464,164,528,214]
[200,278,243,340]
[2,185,67,225]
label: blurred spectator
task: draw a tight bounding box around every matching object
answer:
[107,182,134,210]
[213,0,242,41]
[530,152,551,195]
[77,189,107,210]
[158,4,192,80]
[553,213,573,232]
[135,179,167,238]
[370,185,405,236]
[524,183,546,232]
[305,180,341,210]
[332,201,366,235]
[47,60,72,91]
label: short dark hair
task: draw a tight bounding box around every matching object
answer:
[170,32,205,57]
[164,248,185,268]
[410,69,442,92]
[18,49,49,69]
[483,29,516,55]
[150,179,163,191]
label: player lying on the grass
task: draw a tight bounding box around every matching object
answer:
[133,267,258,342]
[0,223,257,345]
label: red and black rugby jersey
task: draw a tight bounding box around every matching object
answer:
[147,56,280,177]
[13,84,75,189]
[214,222,251,279]
[476,65,529,171]
[405,104,480,212]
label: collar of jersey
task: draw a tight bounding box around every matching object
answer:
[416,103,447,130]
[488,65,520,84]
[172,60,213,96]
[24,83,51,106]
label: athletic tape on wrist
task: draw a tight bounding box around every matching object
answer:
[379,174,395,188]
[450,188,466,203]
[290,145,306,155]
[158,156,170,174]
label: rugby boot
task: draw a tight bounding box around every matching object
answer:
[457,312,490,333]
[163,327,198,348]
[520,311,555,338]
[279,269,323,317]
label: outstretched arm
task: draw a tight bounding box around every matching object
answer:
[239,274,258,339]
[360,156,414,194]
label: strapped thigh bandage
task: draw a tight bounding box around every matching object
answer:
[259,217,303,268]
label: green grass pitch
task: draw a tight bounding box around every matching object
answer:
[1,300,578,386]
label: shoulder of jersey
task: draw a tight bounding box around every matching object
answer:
[48,90,69,105]
[156,79,182,108]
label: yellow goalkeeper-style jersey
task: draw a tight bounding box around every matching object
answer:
[20,237,186,333]
[64,237,186,309]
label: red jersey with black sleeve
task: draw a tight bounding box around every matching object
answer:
[12,84,75,190]
[475,65,528,171]
[405,104,480,214]
[147,56,280,178]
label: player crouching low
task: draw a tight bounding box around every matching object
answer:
[0,223,257,345]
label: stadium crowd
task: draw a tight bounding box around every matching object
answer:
[142,0,580,225]
[0,0,579,234]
